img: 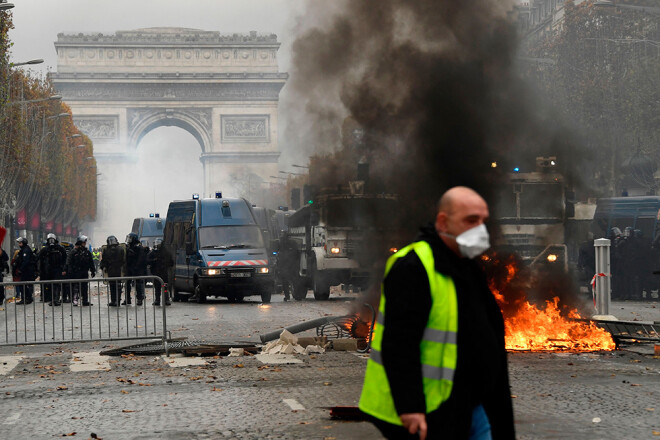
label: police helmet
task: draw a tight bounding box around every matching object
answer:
[47,233,57,245]
[107,235,119,246]
[16,237,27,245]
[153,238,163,249]
[126,232,139,245]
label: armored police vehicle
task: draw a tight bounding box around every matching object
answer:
[490,156,589,271]
[163,194,273,303]
[130,215,165,249]
[278,187,399,301]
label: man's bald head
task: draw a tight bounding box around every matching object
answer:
[435,186,489,256]
[437,186,487,216]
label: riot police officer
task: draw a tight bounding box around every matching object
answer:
[147,238,173,306]
[14,237,36,304]
[125,233,147,306]
[100,235,126,306]
[37,233,67,306]
[65,235,95,306]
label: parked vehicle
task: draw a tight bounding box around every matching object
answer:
[278,188,399,301]
[130,215,165,249]
[163,195,273,303]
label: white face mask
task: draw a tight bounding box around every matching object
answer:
[443,224,490,259]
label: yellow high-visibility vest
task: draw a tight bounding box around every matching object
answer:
[359,240,459,426]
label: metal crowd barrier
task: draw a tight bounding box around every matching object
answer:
[0,276,168,347]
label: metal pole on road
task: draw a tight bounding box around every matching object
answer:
[593,238,615,319]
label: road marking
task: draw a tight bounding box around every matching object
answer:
[0,356,24,375]
[283,399,305,411]
[161,354,208,367]
[70,351,111,372]
[255,354,302,364]
[3,413,21,425]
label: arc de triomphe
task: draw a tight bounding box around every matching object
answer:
[51,27,287,242]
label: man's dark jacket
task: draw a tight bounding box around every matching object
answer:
[380,224,515,439]
[100,245,125,278]
[126,244,148,276]
[15,245,36,280]
[37,243,67,280]
[147,247,173,283]
[65,246,95,279]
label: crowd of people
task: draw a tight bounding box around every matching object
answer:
[0,233,172,307]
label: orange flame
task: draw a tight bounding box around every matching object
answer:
[485,254,616,352]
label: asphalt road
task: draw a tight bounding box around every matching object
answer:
[0,288,657,439]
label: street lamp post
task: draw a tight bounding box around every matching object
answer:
[11,59,44,67]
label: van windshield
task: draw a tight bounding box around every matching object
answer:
[199,225,264,249]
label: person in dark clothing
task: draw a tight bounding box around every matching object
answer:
[125,233,147,306]
[0,248,9,304]
[14,237,36,304]
[147,238,173,306]
[360,186,515,440]
[100,236,126,306]
[37,233,67,306]
[65,236,95,306]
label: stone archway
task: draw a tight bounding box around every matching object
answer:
[50,27,287,243]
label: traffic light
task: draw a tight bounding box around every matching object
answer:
[303,184,317,205]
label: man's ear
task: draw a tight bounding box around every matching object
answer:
[435,212,448,234]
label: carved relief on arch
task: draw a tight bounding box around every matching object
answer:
[73,116,119,142]
[127,107,212,133]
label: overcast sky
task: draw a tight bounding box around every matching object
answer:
[9,0,308,75]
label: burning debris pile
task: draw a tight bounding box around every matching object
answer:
[483,252,616,352]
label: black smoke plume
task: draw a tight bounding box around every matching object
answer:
[281,0,585,307]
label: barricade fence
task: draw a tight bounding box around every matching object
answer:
[0,276,168,347]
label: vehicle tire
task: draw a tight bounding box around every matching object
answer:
[292,277,307,301]
[194,283,206,304]
[312,263,330,301]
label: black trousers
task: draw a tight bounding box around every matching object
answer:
[41,274,63,303]
[71,280,89,304]
[109,280,123,304]
[153,279,169,303]
[125,279,145,300]
[21,275,35,302]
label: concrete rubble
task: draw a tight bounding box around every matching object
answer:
[261,329,326,355]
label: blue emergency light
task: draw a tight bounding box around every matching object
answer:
[149,213,155,218]
[192,193,200,200]
[155,213,160,218]
[215,191,222,199]
[513,167,520,172]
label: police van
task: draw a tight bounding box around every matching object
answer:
[130,214,165,249]
[163,194,273,303]
[592,196,660,240]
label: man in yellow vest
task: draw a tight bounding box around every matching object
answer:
[360,186,515,439]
